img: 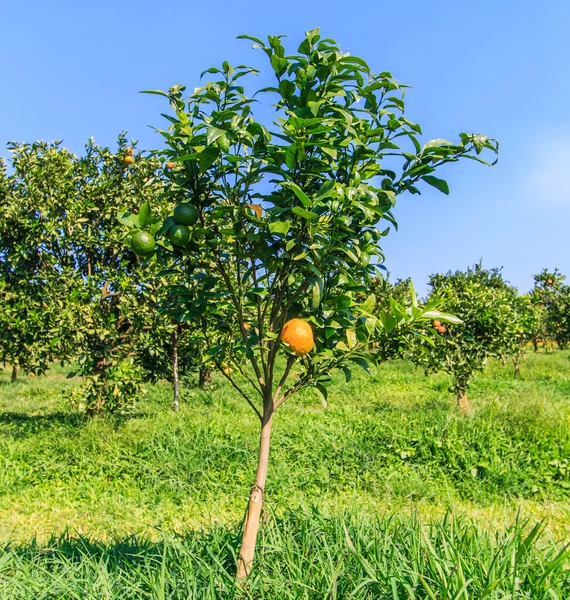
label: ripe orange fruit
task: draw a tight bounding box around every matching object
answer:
[437,325,447,334]
[246,203,263,219]
[281,319,314,355]
[243,323,251,331]
[547,279,553,285]
[126,148,135,156]
[124,155,135,165]
[432,320,442,327]
[166,162,175,170]
[223,366,232,376]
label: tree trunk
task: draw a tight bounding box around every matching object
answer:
[513,359,520,380]
[11,365,18,383]
[237,410,273,579]
[172,327,179,411]
[457,392,470,414]
[533,339,538,353]
[501,355,506,367]
[199,366,212,388]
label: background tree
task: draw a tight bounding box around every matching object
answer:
[529,269,565,352]
[0,142,80,381]
[409,264,522,412]
[0,136,186,412]
[131,29,498,577]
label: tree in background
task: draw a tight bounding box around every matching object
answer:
[0,142,80,381]
[403,265,521,412]
[126,30,498,577]
[529,269,565,352]
[0,136,183,413]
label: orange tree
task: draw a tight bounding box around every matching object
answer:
[0,137,187,411]
[408,265,522,412]
[530,268,567,350]
[130,30,498,577]
[0,143,81,381]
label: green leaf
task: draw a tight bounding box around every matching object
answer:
[473,134,488,154]
[116,210,139,229]
[198,147,220,172]
[270,55,289,77]
[292,206,318,220]
[361,294,376,314]
[409,281,418,308]
[206,127,226,146]
[421,175,450,195]
[269,221,290,236]
[422,310,463,324]
[138,201,152,228]
[280,181,312,207]
[346,330,357,349]
[140,89,169,97]
[351,356,371,373]
[285,144,297,170]
[314,383,328,408]
[312,279,323,310]
[423,139,452,150]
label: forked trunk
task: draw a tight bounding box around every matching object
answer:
[172,327,179,411]
[457,392,471,414]
[237,409,273,579]
[11,365,18,383]
[199,366,212,388]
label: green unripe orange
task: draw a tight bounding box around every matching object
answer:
[168,224,190,247]
[174,203,199,226]
[131,230,156,256]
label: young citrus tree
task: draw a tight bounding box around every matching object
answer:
[529,269,565,352]
[130,30,498,577]
[412,265,521,412]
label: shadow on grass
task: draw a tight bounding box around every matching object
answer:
[0,410,150,438]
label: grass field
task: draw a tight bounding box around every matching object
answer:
[1,351,569,597]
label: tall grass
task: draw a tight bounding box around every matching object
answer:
[1,511,568,599]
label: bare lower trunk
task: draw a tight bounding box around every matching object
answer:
[513,360,520,380]
[501,355,506,367]
[11,365,18,383]
[457,392,470,414]
[199,366,212,388]
[172,328,179,411]
[533,339,538,353]
[237,410,273,579]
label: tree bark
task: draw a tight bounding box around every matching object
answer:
[11,365,18,383]
[199,366,212,388]
[533,339,538,353]
[513,359,520,380]
[457,392,470,414]
[237,409,273,579]
[172,327,179,411]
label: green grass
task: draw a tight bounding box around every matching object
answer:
[0,351,569,597]
[1,511,568,599]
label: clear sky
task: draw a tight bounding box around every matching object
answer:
[2,0,569,295]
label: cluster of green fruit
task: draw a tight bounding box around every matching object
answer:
[130,203,199,257]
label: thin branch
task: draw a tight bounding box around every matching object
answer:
[272,355,296,409]
[218,365,262,421]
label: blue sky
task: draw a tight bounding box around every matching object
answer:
[2,0,569,295]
